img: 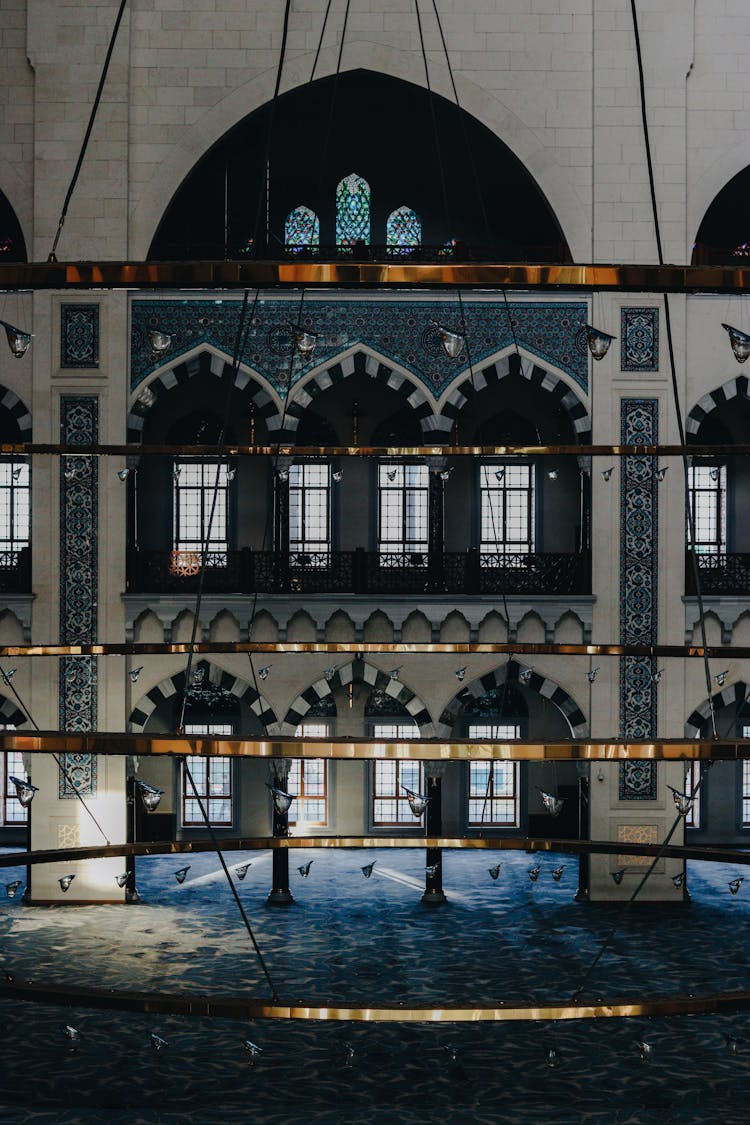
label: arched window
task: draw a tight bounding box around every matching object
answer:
[285,205,320,251]
[386,205,421,252]
[336,173,370,246]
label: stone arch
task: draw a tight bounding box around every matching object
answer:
[127,347,282,443]
[282,659,434,736]
[0,382,32,439]
[130,45,589,261]
[689,144,750,260]
[686,375,750,437]
[435,350,591,444]
[0,159,30,260]
[436,659,587,738]
[685,681,750,738]
[0,694,30,728]
[128,662,280,734]
[282,346,436,441]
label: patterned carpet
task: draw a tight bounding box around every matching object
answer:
[1,847,749,1124]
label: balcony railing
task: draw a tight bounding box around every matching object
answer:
[0,547,31,593]
[127,548,591,597]
[686,550,750,596]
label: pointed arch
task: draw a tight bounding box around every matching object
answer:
[0,383,32,439]
[127,347,283,443]
[685,681,750,738]
[282,660,434,736]
[386,205,421,251]
[435,659,587,738]
[336,173,371,246]
[128,662,280,734]
[0,694,30,728]
[285,205,320,250]
[686,375,750,437]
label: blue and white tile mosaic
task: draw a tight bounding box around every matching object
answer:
[620,307,659,372]
[130,299,589,395]
[60,304,99,369]
[619,399,659,799]
[59,396,98,797]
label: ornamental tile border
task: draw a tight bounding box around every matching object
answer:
[620,307,659,372]
[59,396,98,798]
[60,304,99,369]
[130,299,589,396]
[619,398,659,801]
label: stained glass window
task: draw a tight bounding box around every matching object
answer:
[386,206,421,253]
[336,173,371,246]
[285,206,320,251]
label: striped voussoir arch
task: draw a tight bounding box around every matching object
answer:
[0,383,32,439]
[685,681,750,738]
[686,375,749,435]
[127,350,280,442]
[128,662,280,734]
[282,659,434,736]
[280,349,435,440]
[0,694,30,728]
[435,660,588,738]
[435,353,591,442]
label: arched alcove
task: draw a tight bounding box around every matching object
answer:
[693,166,750,263]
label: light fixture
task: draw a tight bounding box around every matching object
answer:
[433,323,465,360]
[135,779,163,812]
[528,866,541,883]
[61,1025,81,1050]
[402,785,429,816]
[725,1035,742,1057]
[455,667,467,682]
[291,324,317,358]
[545,1047,559,1068]
[488,864,502,881]
[636,1040,653,1063]
[148,330,172,354]
[601,467,614,481]
[547,469,559,481]
[519,667,533,685]
[343,1043,355,1067]
[709,467,720,482]
[425,863,439,877]
[64,466,76,482]
[1,667,16,683]
[443,1043,458,1065]
[655,466,668,482]
[494,467,505,481]
[174,866,191,885]
[258,664,271,681]
[58,874,75,893]
[652,668,664,684]
[243,1039,263,1062]
[11,466,22,481]
[439,468,451,482]
[117,468,132,481]
[671,873,684,888]
[722,322,750,363]
[173,465,181,481]
[235,863,251,880]
[0,320,32,359]
[129,666,143,683]
[715,670,729,686]
[667,785,693,817]
[150,1033,169,1051]
[332,469,343,483]
[115,873,129,888]
[361,862,376,879]
[227,467,237,482]
[298,860,314,878]
[5,880,22,899]
[266,783,295,815]
[596,767,606,783]
[10,776,37,808]
[324,666,336,682]
[729,877,743,895]
[587,667,600,684]
[388,667,401,681]
[538,789,565,817]
[276,466,290,482]
[611,869,626,885]
[386,467,398,482]
[584,324,615,360]
[552,865,565,882]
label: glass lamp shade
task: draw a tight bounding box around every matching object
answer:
[58,874,75,893]
[636,1040,653,1063]
[150,1033,169,1051]
[115,873,129,888]
[722,323,750,363]
[528,866,541,882]
[668,786,693,817]
[611,869,626,885]
[518,668,533,685]
[455,667,467,682]
[425,863,440,877]
[266,784,295,814]
[10,776,37,808]
[291,325,317,357]
[129,666,143,683]
[243,1039,263,1061]
[361,862,376,879]
[174,866,191,885]
[1,667,16,683]
[297,861,314,878]
[585,324,615,360]
[552,865,565,882]
[672,872,684,888]
[148,330,172,354]
[61,1025,81,1048]
[135,779,164,812]
[402,786,429,816]
[538,789,565,817]
[729,877,744,895]
[234,863,251,880]
[488,864,502,881]
[5,880,22,899]
[545,1047,559,1068]
[435,324,465,360]
[0,320,32,358]
[726,1035,741,1057]
[258,665,271,681]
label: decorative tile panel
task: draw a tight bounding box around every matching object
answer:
[617,823,658,866]
[61,304,99,369]
[620,307,658,372]
[619,399,659,798]
[131,299,589,395]
[59,396,98,797]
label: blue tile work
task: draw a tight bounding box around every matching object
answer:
[60,304,99,369]
[130,299,589,396]
[619,399,659,800]
[620,306,659,372]
[59,396,98,797]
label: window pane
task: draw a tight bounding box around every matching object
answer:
[174,461,228,554]
[4,745,27,824]
[688,465,726,553]
[372,734,423,825]
[480,461,534,555]
[467,724,520,826]
[378,463,428,555]
[181,723,232,826]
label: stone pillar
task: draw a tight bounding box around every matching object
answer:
[267,759,294,906]
[422,761,447,906]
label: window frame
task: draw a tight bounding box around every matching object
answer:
[479,460,535,557]
[288,462,332,563]
[369,721,423,827]
[289,722,329,827]
[3,739,27,827]
[687,464,726,554]
[0,459,30,556]
[172,459,230,558]
[377,462,429,561]
[684,760,702,830]
[181,722,234,828]
[466,723,521,828]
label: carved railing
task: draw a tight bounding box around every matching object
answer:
[0,547,31,593]
[127,548,591,597]
[686,551,750,596]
